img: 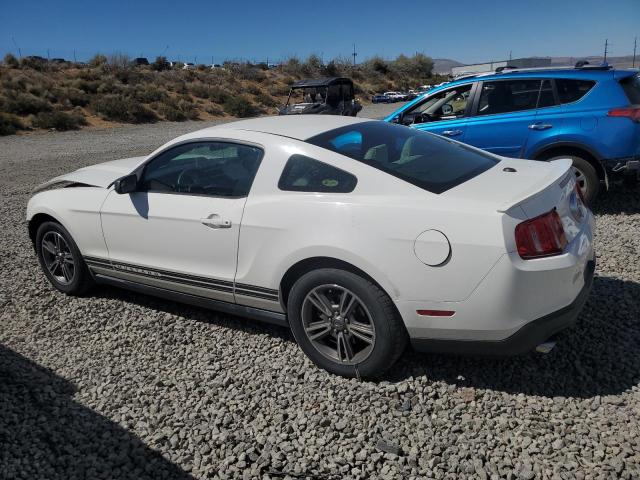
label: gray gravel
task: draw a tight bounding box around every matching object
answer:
[1,111,639,479]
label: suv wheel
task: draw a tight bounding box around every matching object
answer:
[287,269,407,378]
[36,221,94,295]
[547,155,600,206]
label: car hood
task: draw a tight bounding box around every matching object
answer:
[36,156,146,190]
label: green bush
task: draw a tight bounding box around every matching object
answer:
[223,95,260,118]
[133,85,167,103]
[152,56,170,71]
[3,93,52,115]
[0,112,24,135]
[157,97,199,122]
[89,54,107,67]
[31,110,86,131]
[3,53,19,68]
[91,95,157,123]
[205,105,224,116]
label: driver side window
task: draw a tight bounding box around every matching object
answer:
[405,84,473,125]
[140,141,263,197]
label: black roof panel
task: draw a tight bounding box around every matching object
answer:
[291,77,352,88]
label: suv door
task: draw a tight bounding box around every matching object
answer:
[396,83,474,141]
[464,78,544,158]
[99,141,263,303]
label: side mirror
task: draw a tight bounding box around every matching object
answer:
[113,174,138,194]
[392,113,403,124]
[442,104,453,115]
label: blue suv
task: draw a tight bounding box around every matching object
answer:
[384,65,640,204]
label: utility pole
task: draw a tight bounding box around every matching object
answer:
[73,49,76,62]
[509,50,512,61]
[604,38,609,62]
[633,36,637,68]
[352,44,357,67]
[11,37,22,58]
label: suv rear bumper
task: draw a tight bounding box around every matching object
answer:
[411,258,595,356]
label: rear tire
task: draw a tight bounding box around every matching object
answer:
[36,221,94,295]
[287,268,407,378]
[547,155,600,206]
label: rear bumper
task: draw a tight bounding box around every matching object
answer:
[411,258,595,355]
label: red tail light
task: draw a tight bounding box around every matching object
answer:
[515,209,568,259]
[608,106,640,122]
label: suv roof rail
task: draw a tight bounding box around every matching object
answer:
[495,65,518,73]
[574,60,612,70]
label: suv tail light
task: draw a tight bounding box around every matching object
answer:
[608,106,640,122]
[515,209,568,259]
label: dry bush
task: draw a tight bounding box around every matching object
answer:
[0,112,24,135]
[91,94,157,123]
[224,95,260,117]
[31,110,86,131]
[3,92,52,115]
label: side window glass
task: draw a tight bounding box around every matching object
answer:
[556,79,596,104]
[477,79,541,116]
[537,79,556,108]
[405,84,473,124]
[141,142,263,197]
[278,154,357,193]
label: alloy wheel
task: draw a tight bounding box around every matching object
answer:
[301,284,376,365]
[572,166,588,199]
[41,231,76,285]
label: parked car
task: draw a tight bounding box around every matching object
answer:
[182,62,195,70]
[383,91,405,102]
[385,64,640,205]
[371,94,391,103]
[278,77,362,116]
[27,116,594,377]
[133,57,149,66]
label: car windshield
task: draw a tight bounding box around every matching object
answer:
[306,121,499,194]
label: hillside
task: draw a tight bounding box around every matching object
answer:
[0,53,446,135]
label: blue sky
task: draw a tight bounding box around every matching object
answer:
[2,0,638,64]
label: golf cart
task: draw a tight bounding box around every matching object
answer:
[278,77,362,116]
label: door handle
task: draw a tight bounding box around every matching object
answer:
[200,214,231,229]
[442,129,463,136]
[528,123,553,130]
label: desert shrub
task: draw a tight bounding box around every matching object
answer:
[281,57,304,77]
[205,104,224,116]
[72,79,101,94]
[223,95,260,118]
[189,83,211,99]
[20,56,48,71]
[107,53,132,69]
[208,86,231,103]
[57,87,90,107]
[268,83,291,96]
[31,110,86,131]
[96,81,123,94]
[152,56,170,71]
[362,56,389,75]
[133,85,167,103]
[245,83,262,96]
[157,97,199,121]
[255,92,277,107]
[236,64,266,82]
[3,93,52,115]
[91,94,157,123]
[3,53,19,68]
[0,112,24,135]
[89,54,107,67]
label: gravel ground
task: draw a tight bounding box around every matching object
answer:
[1,109,639,479]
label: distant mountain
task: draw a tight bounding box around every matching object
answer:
[432,58,464,74]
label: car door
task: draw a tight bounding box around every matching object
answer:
[401,83,474,142]
[464,78,543,158]
[99,141,263,303]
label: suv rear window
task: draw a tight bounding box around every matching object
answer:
[620,74,640,104]
[555,79,595,104]
[306,121,499,194]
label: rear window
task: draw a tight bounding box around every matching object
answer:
[555,79,595,104]
[620,74,640,104]
[306,121,499,194]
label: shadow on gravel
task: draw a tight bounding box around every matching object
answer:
[389,275,640,398]
[592,187,640,215]
[0,345,193,480]
[92,274,640,399]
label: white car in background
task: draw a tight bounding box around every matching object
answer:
[27,116,595,377]
[383,91,406,102]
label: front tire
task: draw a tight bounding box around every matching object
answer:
[287,269,407,378]
[36,221,94,295]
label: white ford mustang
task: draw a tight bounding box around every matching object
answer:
[27,116,595,377]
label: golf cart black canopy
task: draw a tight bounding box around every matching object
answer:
[291,77,352,88]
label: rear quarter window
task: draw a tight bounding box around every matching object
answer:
[278,154,357,193]
[306,121,499,194]
[555,79,596,104]
[620,74,640,104]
